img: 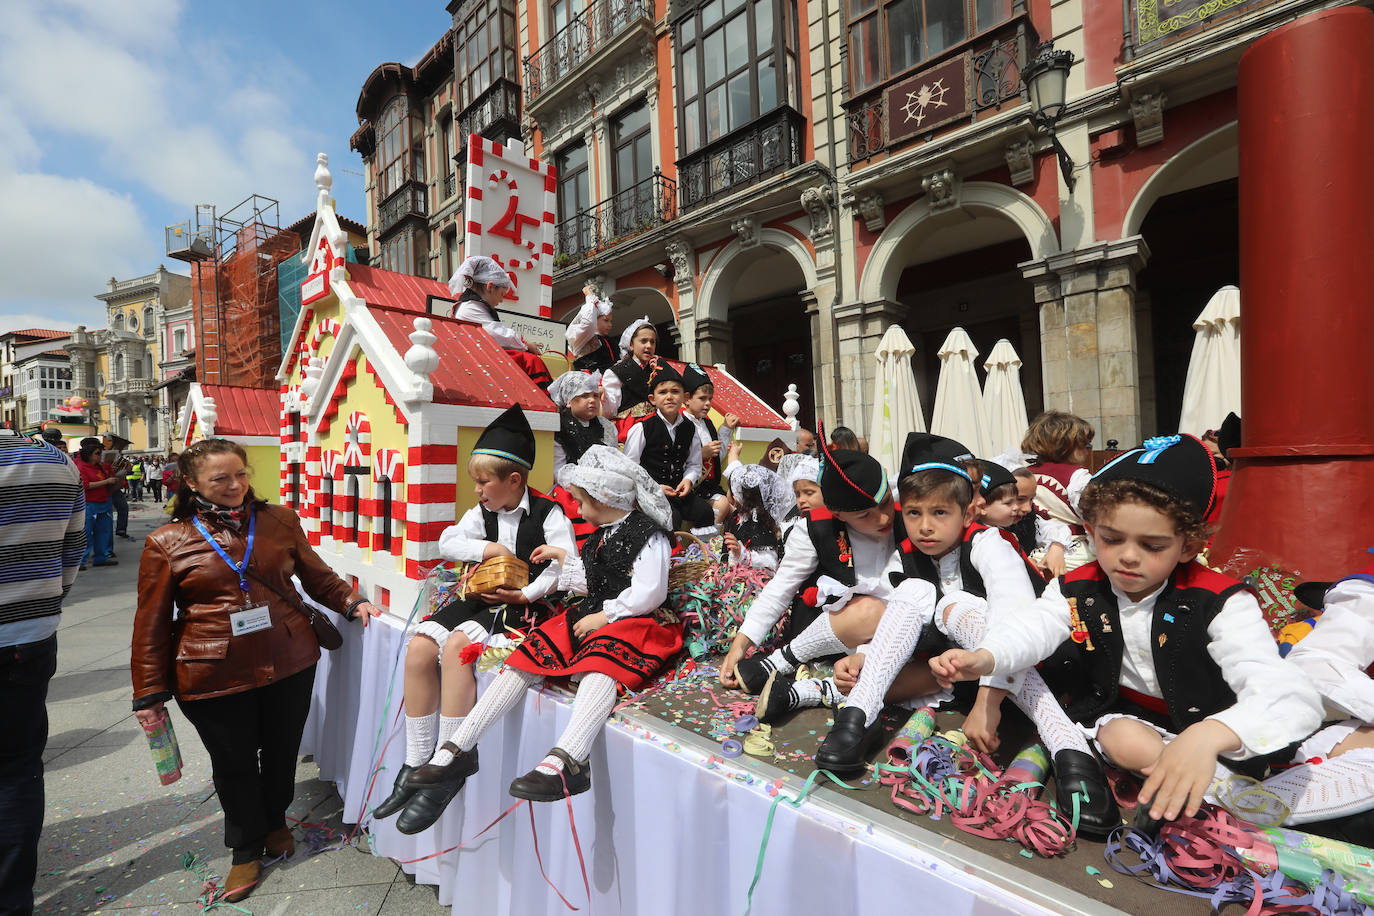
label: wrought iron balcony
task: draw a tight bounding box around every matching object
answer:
[524,0,652,105]
[677,107,806,211]
[844,17,1037,163]
[554,170,677,268]
[378,186,427,235]
[443,172,458,201]
[457,78,522,153]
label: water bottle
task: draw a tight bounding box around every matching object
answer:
[141,706,183,785]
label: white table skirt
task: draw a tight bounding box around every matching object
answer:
[302,614,1102,915]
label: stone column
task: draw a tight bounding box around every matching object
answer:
[694,317,733,368]
[832,298,909,436]
[1022,237,1150,448]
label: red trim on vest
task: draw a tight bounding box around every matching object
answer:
[806,507,834,521]
[1119,687,1169,716]
[1065,562,1110,585]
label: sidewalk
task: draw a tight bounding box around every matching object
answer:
[35,499,444,914]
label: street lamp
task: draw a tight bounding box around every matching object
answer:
[143,390,171,451]
[1023,42,1077,192]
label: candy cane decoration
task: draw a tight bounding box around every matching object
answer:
[310,318,340,354]
[373,449,404,483]
[321,450,344,480]
[344,412,371,466]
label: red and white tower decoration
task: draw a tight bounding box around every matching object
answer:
[464,135,557,318]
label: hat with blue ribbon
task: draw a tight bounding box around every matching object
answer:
[1091,434,1217,518]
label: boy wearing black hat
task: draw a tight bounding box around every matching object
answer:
[373,405,577,833]
[932,435,1323,831]
[681,362,739,531]
[622,360,713,530]
[720,429,901,718]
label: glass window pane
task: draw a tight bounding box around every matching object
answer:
[705,84,726,142]
[613,102,650,141]
[635,136,651,180]
[681,18,696,44]
[754,0,772,55]
[682,45,698,98]
[724,0,745,16]
[684,99,700,152]
[849,17,881,90]
[757,54,777,114]
[848,0,877,16]
[976,0,1010,31]
[726,13,748,67]
[924,0,966,57]
[728,70,751,131]
[703,29,725,84]
[701,0,723,30]
[786,51,797,106]
[616,146,633,190]
[886,0,921,73]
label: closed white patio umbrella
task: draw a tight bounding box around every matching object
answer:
[982,338,1029,458]
[1178,285,1241,437]
[867,325,925,480]
[930,327,991,457]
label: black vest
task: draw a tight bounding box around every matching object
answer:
[724,510,780,555]
[1008,513,1037,554]
[1046,564,1289,776]
[896,523,1047,600]
[580,510,660,617]
[573,335,616,373]
[480,490,560,581]
[555,409,606,464]
[640,414,695,485]
[610,357,651,413]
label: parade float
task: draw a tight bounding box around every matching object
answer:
[177,382,282,501]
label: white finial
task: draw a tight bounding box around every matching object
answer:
[200,396,218,437]
[301,357,324,401]
[315,153,332,209]
[783,384,800,431]
[405,317,440,377]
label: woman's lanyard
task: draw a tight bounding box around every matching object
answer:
[192,510,256,594]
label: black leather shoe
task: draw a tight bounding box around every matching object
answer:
[734,655,776,695]
[395,745,479,835]
[371,764,417,820]
[1053,749,1121,840]
[508,748,592,802]
[756,671,800,724]
[406,743,479,788]
[814,706,883,776]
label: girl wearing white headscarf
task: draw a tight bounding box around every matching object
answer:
[565,285,617,373]
[599,317,658,431]
[547,371,618,551]
[406,446,681,804]
[448,256,552,388]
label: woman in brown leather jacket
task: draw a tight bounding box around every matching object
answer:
[130,439,380,901]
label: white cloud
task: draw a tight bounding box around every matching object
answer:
[0,314,82,336]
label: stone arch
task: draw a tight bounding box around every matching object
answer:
[1122,121,1238,238]
[698,227,819,323]
[859,181,1059,304]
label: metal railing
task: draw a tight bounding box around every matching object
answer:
[443,172,458,201]
[678,107,806,211]
[457,78,522,151]
[106,378,152,397]
[554,170,677,266]
[378,187,427,234]
[524,0,651,102]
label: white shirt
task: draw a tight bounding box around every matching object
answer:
[551,416,618,476]
[556,518,670,621]
[1065,467,1092,514]
[436,489,577,602]
[564,295,603,358]
[981,575,1324,759]
[1286,576,1374,723]
[1036,516,1074,550]
[453,297,526,351]
[622,411,703,485]
[739,519,902,646]
[599,358,650,417]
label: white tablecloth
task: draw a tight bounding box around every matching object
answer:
[302,615,1093,914]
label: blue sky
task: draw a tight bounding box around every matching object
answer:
[0,0,452,333]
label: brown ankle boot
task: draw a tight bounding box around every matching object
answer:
[265,825,295,858]
[223,860,260,902]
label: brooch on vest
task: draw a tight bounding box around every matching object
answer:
[1067,597,1095,651]
[836,531,852,565]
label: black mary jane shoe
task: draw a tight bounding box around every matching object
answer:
[371,764,417,820]
[508,748,592,802]
[396,745,479,835]
[1052,749,1122,841]
[814,706,883,777]
[733,656,776,695]
[756,671,800,725]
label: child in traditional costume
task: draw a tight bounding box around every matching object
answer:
[932,434,1324,832]
[564,285,617,373]
[773,451,822,545]
[373,405,576,834]
[621,361,714,531]
[448,255,552,389]
[682,362,739,531]
[1022,410,1097,575]
[401,445,681,805]
[600,317,658,439]
[548,371,618,551]
[719,463,787,571]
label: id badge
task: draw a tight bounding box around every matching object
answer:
[229,605,273,637]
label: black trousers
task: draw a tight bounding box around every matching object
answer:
[0,635,57,916]
[177,665,316,863]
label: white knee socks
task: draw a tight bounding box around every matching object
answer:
[537,673,619,774]
[1263,746,1374,824]
[767,612,851,674]
[432,668,541,765]
[844,591,930,726]
[404,712,439,767]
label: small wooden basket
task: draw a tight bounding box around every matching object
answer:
[467,556,530,594]
[668,531,716,590]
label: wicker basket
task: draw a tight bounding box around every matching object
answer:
[668,531,717,590]
[467,555,530,594]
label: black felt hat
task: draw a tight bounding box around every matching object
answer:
[472,404,536,469]
[682,362,713,395]
[899,432,974,483]
[1216,412,1241,455]
[646,358,684,392]
[817,422,889,512]
[975,459,1015,498]
[1090,434,1217,519]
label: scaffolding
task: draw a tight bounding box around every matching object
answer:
[166,196,300,388]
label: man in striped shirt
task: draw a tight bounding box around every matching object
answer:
[0,430,85,916]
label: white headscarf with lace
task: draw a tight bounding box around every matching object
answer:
[547,370,600,408]
[724,462,791,527]
[618,317,655,358]
[557,444,672,530]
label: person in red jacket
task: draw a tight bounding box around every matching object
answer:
[74,437,118,568]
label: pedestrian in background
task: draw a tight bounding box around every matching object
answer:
[146,456,164,503]
[101,433,133,541]
[75,438,118,569]
[128,458,144,502]
[0,429,85,915]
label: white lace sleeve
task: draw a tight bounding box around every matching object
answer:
[556,552,590,596]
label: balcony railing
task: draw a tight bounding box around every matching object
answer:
[524,0,651,103]
[443,172,458,201]
[378,186,427,234]
[844,17,1037,163]
[1125,0,1276,58]
[106,378,152,398]
[457,78,522,152]
[555,170,677,267]
[677,107,806,211]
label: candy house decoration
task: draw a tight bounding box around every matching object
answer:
[177,382,282,502]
